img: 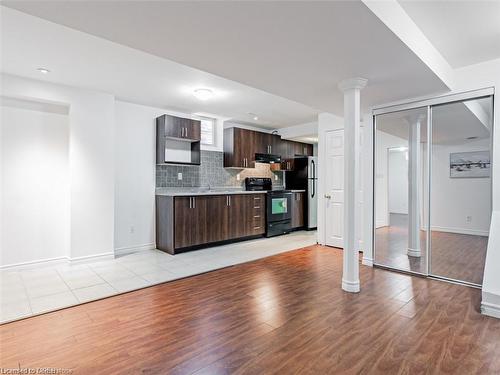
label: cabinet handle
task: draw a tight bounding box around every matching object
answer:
[192,196,196,208]
[189,197,192,208]
[181,127,184,137]
[228,195,231,206]
[254,226,261,230]
[254,197,261,200]
[254,215,260,218]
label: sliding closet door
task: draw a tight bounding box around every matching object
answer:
[429,96,493,285]
[374,107,428,274]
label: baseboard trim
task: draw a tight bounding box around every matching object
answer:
[0,256,69,271]
[114,243,156,256]
[430,226,489,237]
[362,257,373,267]
[68,252,115,265]
[481,301,500,319]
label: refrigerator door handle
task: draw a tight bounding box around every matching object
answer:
[311,178,315,198]
[311,159,316,180]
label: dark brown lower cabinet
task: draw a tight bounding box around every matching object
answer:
[156,193,266,254]
[291,192,305,229]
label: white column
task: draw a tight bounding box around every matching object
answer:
[338,77,367,293]
[407,115,423,257]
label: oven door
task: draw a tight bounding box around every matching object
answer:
[267,192,292,222]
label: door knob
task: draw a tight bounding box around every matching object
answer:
[324,194,331,199]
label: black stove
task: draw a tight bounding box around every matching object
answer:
[245,178,292,237]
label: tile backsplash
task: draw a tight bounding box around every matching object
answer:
[156,150,284,188]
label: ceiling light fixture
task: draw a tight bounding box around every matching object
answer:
[248,112,259,121]
[193,88,213,101]
[37,67,50,74]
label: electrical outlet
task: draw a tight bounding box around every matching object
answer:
[466,215,472,223]
[177,172,183,180]
[236,174,240,181]
[274,174,278,181]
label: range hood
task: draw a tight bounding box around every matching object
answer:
[255,153,282,164]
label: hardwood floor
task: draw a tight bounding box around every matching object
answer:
[375,213,487,284]
[1,245,499,374]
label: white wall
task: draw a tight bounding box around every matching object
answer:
[388,150,408,215]
[114,101,158,253]
[452,58,500,317]
[1,74,115,264]
[1,102,70,266]
[375,131,408,227]
[431,139,491,236]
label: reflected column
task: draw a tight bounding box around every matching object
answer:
[407,114,424,258]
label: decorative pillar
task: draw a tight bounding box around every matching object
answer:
[407,115,424,257]
[338,77,368,293]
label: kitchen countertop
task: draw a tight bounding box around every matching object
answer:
[156,188,267,197]
[155,187,306,196]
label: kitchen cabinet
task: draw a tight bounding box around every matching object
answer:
[223,126,313,169]
[224,127,256,168]
[156,114,201,165]
[173,196,209,248]
[291,192,305,229]
[156,193,266,254]
[157,114,201,141]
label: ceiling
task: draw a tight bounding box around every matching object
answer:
[0,7,318,129]
[377,97,493,146]
[1,1,449,119]
[399,0,500,68]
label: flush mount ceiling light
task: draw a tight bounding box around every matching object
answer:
[248,112,259,121]
[193,88,213,101]
[37,67,50,74]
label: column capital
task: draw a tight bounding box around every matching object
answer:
[338,77,368,92]
[403,113,426,126]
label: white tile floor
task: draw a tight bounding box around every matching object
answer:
[0,230,316,324]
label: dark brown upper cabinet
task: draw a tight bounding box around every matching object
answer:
[224,127,256,168]
[156,114,201,165]
[158,114,201,141]
[223,126,313,169]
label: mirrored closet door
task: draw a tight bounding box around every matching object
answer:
[374,91,493,285]
[374,107,428,275]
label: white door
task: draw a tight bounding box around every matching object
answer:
[325,129,344,248]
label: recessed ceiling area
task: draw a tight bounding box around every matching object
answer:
[0,7,319,128]
[2,1,450,117]
[398,0,500,68]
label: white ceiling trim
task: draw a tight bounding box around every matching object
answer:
[363,0,455,89]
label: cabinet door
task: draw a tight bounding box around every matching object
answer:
[227,195,246,239]
[304,143,314,156]
[174,197,193,248]
[235,128,256,168]
[174,196,208,248]
[291,192,305,228]
[185,119,201,141]
[206,195,229,243]
[253,131,269,155]
[190,196,209,246]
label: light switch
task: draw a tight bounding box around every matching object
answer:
[178,172,183,180]
[236,174,240,181]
